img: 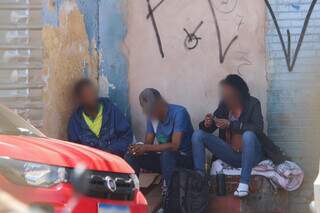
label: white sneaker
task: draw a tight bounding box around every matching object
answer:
[234,190,249,197]
[234,183,249,198]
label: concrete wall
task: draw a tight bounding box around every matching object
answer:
[41,0,128,139]
[98,0,129,116]
[266,0,320,211]
[42,0,99,139]
[126,0,267,140]
[41,0,268,140]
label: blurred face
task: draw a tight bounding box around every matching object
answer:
[220,84,241,108]
[149,105,162,120]
[143,101,166,121]
[78,85,98,109]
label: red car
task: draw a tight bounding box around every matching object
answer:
[0,105,148,213]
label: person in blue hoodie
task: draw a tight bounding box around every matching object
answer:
[67,78,133,157]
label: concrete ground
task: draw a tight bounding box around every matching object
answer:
[142,185,162,213]
[139,173,162,213]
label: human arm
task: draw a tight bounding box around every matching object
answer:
[131,109,189,155]
[67,115,80,143]
[133,132,183,155]
[106,107,133,156]
[199,102,227,133]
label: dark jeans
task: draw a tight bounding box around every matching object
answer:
[125,151,193,185]
[192,130,263,184]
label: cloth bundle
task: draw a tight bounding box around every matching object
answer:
[211,159,304,191]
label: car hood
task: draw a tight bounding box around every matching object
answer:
[0,135,133,174]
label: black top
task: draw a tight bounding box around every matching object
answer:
[199,96,290,165]
[199,96,263,141]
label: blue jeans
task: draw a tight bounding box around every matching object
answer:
[192,130,263,184]
[125,151,193,185]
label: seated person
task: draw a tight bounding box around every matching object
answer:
[192,74,264,198]
[125,88,194,188]
[68,78,133,157]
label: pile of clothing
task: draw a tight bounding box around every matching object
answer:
[211,159,304,191]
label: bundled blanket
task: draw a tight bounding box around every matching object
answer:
[210,159,304,191]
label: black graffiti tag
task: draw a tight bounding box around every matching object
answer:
[183,21,204,50]
[146,0,166,58]
[265,0,318,72]
[208,0,238,64]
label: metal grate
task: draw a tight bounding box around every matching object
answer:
[0,0,43,128]
[80,171,135,201]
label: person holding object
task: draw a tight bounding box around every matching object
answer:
[67,78,133,157]
[192,74,264,198]
[125,88,194,187]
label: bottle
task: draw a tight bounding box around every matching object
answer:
[216,171,226,196]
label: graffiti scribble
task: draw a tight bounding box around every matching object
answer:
[236,15,244,30]
[208,0,238,64]
[146,0,166,58]
[235,51,252,75]
[183,21,204,50]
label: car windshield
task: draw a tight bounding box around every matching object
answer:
[0,105,44,137]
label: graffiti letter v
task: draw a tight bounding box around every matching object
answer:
[208,0,238,64]
[265,0,318,72]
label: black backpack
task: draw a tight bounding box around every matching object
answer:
[164,169,209,213]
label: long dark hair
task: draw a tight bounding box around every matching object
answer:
[220,74,250,102]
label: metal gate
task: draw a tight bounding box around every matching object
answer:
[0,0,43,128]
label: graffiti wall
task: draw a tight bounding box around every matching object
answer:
[41,0,268,142]
[126,0,267,138]
[38,0,320,210]
[266,0,320,211]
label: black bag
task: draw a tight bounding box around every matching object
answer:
[164,169,209,213]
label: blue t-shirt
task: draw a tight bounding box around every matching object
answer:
[146,104,194,155]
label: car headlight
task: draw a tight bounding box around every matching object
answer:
[0,158,68,187]
[130,174,140,190]
[23,162,67,187]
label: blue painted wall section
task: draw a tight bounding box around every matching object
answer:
[76,0,99,54]
[75,0,99,78]
[42,0,61,26]
[98,0,129,116]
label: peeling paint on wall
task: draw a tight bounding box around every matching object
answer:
[47,0,57,12]
[99,0,129,116]
[42,0,99,139]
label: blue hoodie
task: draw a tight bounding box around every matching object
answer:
[67,98,133,156]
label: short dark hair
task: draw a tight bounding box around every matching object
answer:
[139,88,163,115]
[220,74,250,101]
[73,78,94,97]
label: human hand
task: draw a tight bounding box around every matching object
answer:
[204,113,214,128]
[214,118,230,129]
[130,144,147,156]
